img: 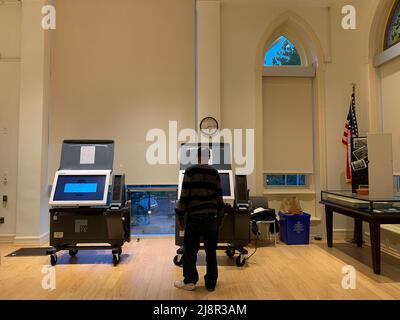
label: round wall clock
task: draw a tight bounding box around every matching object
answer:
[200,117,219,136]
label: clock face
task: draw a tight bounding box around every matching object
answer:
[200,117,219,136]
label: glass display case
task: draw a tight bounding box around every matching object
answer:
[321,190,400,214]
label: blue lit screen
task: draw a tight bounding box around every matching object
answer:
[54,175,106,202]
[64,183,97,193]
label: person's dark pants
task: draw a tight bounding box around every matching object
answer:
[183,215,219,288]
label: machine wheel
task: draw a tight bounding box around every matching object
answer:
[225,248,235,258]
[235,255,246,267]
[50,254,58,266]
[173,254,183,266]
[69,249,78,257]
[113,254,120,266]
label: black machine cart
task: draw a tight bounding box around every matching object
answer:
[48,207,130,266]
[47,140,131,266]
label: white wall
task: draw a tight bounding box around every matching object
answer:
[49,0,195,185]
[0,0,195,242]
[0,3,21,238]
[380,56,400,174]
[324,0,377,231]
[197,1,221,127]
[219,0,377,230]
[2,0,399,241]
[221,2,331,193]
[325,0,373,190]
[15,0,51,243]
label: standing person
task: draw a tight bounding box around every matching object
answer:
[174,147,224,292]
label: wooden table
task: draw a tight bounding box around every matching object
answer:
[321,199,400,275]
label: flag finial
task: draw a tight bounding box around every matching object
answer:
[351,83,356,94]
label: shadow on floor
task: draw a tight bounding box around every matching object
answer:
[172,241,271,269]
[190,251,247,268]
[53,252,132,266]
[317,241,400,283]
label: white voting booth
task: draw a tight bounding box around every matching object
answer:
[368,133,394,198]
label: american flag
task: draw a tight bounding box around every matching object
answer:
[342,92,359,182]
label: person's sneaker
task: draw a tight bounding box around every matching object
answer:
[205,283,216,292]
[174,280,196,291]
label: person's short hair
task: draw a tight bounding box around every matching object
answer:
[197,146,210,160]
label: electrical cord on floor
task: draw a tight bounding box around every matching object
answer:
[246,233,259,260]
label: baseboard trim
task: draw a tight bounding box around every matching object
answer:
[364,230,400,259]
[0,234,16,244]
[13,232,49,246]
[333,229,353,240]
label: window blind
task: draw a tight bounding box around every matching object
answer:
[262,76,314,173]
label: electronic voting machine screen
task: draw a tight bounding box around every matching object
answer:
[49,170,111,207]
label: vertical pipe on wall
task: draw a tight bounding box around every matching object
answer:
[325,6,333,63]
[376,67,384,132]
[194,0,199,135]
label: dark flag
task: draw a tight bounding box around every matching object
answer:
[342,92,359,182]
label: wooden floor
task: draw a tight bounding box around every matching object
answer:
[1,237,400,300]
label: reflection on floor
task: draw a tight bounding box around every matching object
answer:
[1,238,400,300]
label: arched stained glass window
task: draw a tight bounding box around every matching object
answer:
[264,36,301,66]
[385,0,400,49]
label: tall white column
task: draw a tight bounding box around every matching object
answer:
[197,0,221,129]
[15,0,51,244]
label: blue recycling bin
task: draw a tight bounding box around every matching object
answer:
[279,212,310,245]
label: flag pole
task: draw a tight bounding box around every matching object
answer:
[350,82,362,244]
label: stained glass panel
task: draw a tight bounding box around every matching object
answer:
[386,1,400,49]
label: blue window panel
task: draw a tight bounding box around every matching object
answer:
[266,175,285,186]
[266,174,306,187]
[286,175,297,186]
[287,175,306,186]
